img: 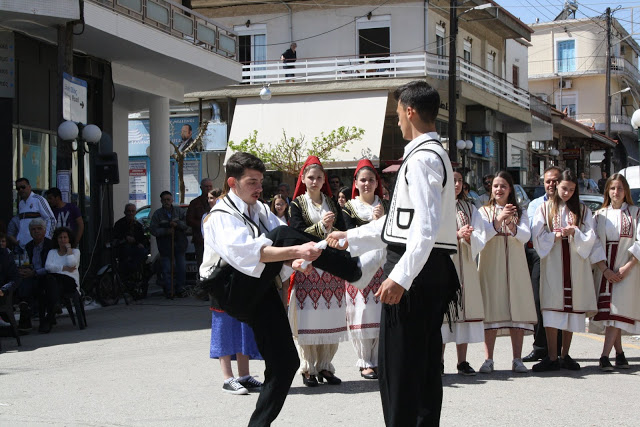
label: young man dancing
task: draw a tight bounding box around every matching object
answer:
[328,81,459,426]
[201,152,361,426]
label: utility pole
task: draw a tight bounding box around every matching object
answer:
[448,0,458,163]
[604,7,612,174]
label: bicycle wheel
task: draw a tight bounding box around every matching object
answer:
[96,272,121,307]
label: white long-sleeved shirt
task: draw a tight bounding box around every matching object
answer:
[480,205,531,244]
[346,132,447,290]
[45,248,80,291]
[532,202,596,259]
[590,203,640,264]
[18,192,56,248]
[204,190,284,278]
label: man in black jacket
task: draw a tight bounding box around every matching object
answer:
[113,203,148,276]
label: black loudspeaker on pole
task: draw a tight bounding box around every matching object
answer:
[95,152,120,184]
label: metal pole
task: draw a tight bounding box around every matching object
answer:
[448,0,458,162]
[605,7,612,174]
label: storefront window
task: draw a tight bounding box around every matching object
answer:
[20,128,49,190]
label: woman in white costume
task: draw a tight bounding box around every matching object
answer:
[477,171,537,374]
[288,156,347,387]
[531,169,597,372]
[441,170,488,376]
[590,174,640,371]
[342,159,388,380]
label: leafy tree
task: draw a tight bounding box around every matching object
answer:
[228,126,365,176]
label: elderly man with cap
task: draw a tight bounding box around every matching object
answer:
[15,218,55,333]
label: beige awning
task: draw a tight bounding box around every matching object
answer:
[225,90,389,169]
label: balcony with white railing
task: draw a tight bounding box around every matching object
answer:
[611,57,640,84]
[88,0,237,60]
[241,52,530,110]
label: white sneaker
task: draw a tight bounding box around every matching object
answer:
[479,359,494,373]
[512,358,528,373]
[222,378,249,395]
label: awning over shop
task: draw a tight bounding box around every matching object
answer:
[226,90,389,169]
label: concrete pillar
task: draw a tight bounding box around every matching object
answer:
[149,96,170,214]
[112,102,129,217]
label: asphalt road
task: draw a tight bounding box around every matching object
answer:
[1,294,639,426]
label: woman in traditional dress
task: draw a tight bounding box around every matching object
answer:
[477,170,537,374]
[590,174,640,371]
[342,159,388,380]
[441,170,488,376]
[531,169,597,372]
[205,189,263,395]
[270,194,290,225]
[288,156,347,387]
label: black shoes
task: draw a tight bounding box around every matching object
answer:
[532,357,560,372]
[457,361,477,376]
[559,354,580,371]
[38,320,52,334]
[318,370,341,385]
[18,302,33,335]
[360,368,378,380]
[599,356,614,372]
[301,373,318,387]
[523,348,548,363]
[615,352,630,369]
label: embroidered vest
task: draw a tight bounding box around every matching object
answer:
[381,138,457,253]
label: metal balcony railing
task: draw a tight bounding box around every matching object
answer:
[87,0,237,60]
[529,56,640,82]
[241,52,530,109]
[574,113,632,126]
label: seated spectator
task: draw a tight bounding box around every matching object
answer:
[0,239,19,324]
[0,232,7,251]
[113,203,148,277]
[46,187,84,242]
[16,219,55,334]
[42,227,80,333]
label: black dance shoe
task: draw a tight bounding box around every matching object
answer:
[522,348,547,363]
[318,370,342,385]
[301,373,318,387]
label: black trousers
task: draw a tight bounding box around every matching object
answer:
[525,246,563,354]
[378,249,457,427]
[207,225,361,426]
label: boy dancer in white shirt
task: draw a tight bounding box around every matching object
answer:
[201,152,361,426]
[328,81,459,426]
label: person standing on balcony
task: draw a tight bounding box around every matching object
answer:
[281,42,297,82]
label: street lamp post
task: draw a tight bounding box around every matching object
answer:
[456,139,474,176]
[57,121,102,220]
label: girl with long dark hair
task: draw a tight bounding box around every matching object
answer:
[531,169,597,372]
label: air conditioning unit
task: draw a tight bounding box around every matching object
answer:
[535,93,549,102]
[558,79,572,89]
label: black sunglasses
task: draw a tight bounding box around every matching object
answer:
[16,185,27,190]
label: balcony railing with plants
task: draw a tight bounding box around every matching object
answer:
[241,52,530,109]
[87,0,237,60]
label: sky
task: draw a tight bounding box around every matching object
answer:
[496,0,639,44]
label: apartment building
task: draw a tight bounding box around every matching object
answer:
[528,16,640,171]
[187,0,533,191]
[1,0,239,251]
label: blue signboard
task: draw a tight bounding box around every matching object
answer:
[472,135,483,155]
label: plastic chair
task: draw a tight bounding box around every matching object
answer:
[61,290,87,330]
